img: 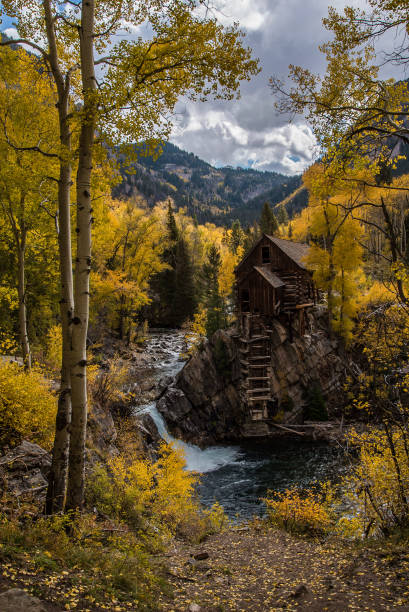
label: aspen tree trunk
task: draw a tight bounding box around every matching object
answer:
[66,0,96,511]
[16,230,31,370]
[118,230,129,340]
[46,157,74,514]
[44,0,75,514]
[4,196,32,371]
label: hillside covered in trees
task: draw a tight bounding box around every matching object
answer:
[114,142,304,225]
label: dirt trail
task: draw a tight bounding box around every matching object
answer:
[159,526,409,611]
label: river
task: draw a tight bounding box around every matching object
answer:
[135,330,342,520]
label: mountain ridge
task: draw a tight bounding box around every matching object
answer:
[114,142,305,226]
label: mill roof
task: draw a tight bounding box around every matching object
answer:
[235,234,310,273]
[253,266,285,288]
[265,235,310,270]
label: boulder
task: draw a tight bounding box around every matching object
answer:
[0,589,47,612]
[157,387,193,423]
[0,441,51,499]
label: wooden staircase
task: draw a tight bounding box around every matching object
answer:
[239,315,272,421]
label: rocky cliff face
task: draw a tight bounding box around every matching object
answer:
[157,308,349,446]
[158,329,245,446]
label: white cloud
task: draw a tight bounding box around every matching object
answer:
[3,27,18,39]
[169,0,381,175]
[213,0,267,31]
[171,103,317,175]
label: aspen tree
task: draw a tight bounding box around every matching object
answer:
[0,48,59,370]
[1,0,259,510]
[269,1,409,305]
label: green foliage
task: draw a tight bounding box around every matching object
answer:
[172,237,198,326]
[303,383,328,421]
[276,203,289,225]
[280,394,294,413]
[151,205,197,327]
[259,201,278,235]
[203,245,225,337]
[213,336,231,379]
[228,220,245,254]
[0,509,162,609]
[0,361,56,450]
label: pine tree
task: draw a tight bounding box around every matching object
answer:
[243,224,258,254]
[277,203,289,225]
[288,221,293,239]
[167,202,179,243]
[172,238,197,326]
[259,202,279,235]
[203,245,225,337]
[152,205,197,327]
[229,220,244,254]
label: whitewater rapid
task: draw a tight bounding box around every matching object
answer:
[133,330,242,473]
[137,403,242,473]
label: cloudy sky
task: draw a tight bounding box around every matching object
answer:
[2,0,401,176]
[171,0,369,175]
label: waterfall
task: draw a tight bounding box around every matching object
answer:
[137,403,241,473]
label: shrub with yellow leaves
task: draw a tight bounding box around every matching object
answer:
[183,309,207,355]
[0,361,56,449]
[338,427,409,538]
[263,486,334,535]
[44,324,62,374]
[87,442,227,542]
[89,355,129,408]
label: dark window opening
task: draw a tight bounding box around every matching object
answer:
[262,246,270,263]
[241,289,250,312]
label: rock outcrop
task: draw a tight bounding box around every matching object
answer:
[158,329,244,446]
[87,401,119,461]
[0,441,51,500]
[158,308,348,445]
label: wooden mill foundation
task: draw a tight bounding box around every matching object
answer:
[239,314,273,422]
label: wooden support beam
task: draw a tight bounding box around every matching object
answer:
[270,423,305,436]
[247,396,271,401]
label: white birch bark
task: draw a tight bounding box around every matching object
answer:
[66,0,96,511]
[44,0,75,514]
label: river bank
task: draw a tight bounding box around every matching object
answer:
[129,330,347,520]
[2,520,407,611]
[158,523,409,611]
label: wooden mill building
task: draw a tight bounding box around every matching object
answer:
[235,234,317,335]
[235,234,318,422]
